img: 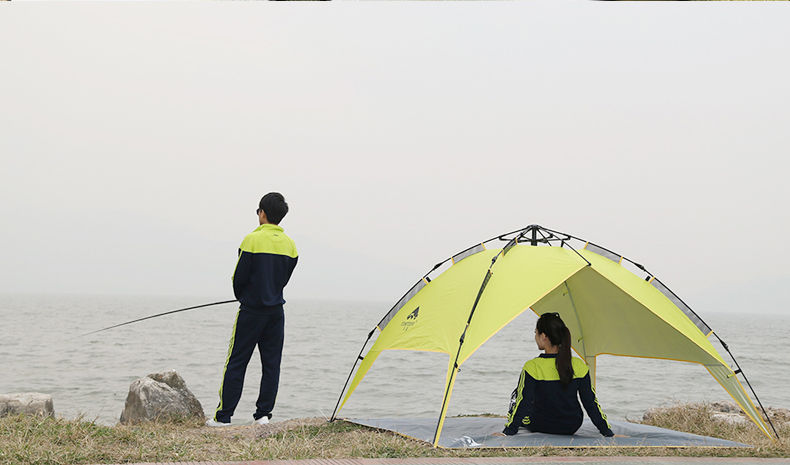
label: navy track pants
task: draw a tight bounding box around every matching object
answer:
[214,307,284,423]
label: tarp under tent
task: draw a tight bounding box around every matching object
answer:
[347,418,752,448]
[331,225,777,447]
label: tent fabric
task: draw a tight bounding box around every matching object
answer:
[340,247,587,413]
[347,417,751,448]
[336,230,772,444]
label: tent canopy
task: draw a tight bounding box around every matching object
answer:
[332,225,774,445]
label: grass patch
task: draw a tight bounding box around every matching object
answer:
[638,401,790,458]
[1,402,788,465]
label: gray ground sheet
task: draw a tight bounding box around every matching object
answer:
[347,417,751,448]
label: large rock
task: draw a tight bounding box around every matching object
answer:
[119,370,204,424]
[0,392,55,418]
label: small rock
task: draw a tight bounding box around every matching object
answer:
[119,370,204,424]
[710,412,751,426]
[710,400,741,414]
[760,407,790,423]
[0,392,55,418]
[642,406,673,422]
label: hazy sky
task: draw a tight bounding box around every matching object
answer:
[2,5,789,314]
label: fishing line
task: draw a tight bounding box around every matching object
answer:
[73,299,238,339]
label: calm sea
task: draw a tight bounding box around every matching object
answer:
[1,293,788,426]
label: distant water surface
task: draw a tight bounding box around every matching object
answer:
[1,293,787,426]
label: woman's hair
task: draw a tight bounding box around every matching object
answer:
[536,312,573,390]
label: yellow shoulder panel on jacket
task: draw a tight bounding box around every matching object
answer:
[525,357,560,381]
[240,225,298,258]
[572,357,589,378]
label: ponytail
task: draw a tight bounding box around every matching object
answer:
[556,326,573,390]
[536,312,574,390]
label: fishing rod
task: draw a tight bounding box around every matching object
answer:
[74,299,238,339]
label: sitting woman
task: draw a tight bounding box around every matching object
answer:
[498,312,614,437]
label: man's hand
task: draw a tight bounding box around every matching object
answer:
[490,432,505,436]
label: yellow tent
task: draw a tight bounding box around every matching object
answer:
[331,225,776,445]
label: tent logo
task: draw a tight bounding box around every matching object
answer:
[401,307,419,331]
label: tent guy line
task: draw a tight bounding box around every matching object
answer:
[331,224,779,445]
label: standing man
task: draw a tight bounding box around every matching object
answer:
[207,192,298,427]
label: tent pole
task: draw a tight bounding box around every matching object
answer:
[433,357,461,446]
[330,328,376,422]
[563,281,590,373]
[332,259,456,422]
[432,257,499,445]
[490,226,532,245]
[716,334,780,439]
[331,251,484,426]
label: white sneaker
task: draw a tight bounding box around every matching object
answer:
[205,419,232,427]
[253,416,270,425]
